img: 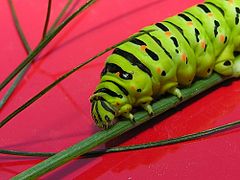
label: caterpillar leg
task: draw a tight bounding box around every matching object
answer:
[214,57,240,77]
[214,60,234,76]
[167,87,182,99]
[141,103,154,116]
[214,54,240,77]
[121,112,135,122]
[136,96,154,116]
[214,44,235,76]
[118,104,135,122]
[233,55,240,77]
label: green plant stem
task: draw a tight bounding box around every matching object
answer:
[0,0,32,109]
[0,66,30,109]
[12,73,232,179]
[3,0,54,109]
[48,0,73,33]
[0,0,96,92]
[8,0,31,53]
[0,149,54,157]
[0,31,148,128]
[0,0,73,109]
[42,0,52,40]
[1,119,240,158]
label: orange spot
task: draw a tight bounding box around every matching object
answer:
[165,31,171,37]
[200,40,206,49]
[131,86,136,91]
[115,72,120,77]
[219,34,225,43]
[187,22,193,26]
[140,45,147,51]
[181,53,187,62]
[207,13,214,17]
[156,67,161,74]
[228,0,234,4]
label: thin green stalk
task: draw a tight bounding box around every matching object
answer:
[0,0,96,92]
[0,149,54,157]
[0,31,149,128]
[1,119,240,158]
[48,0,73,33]
[0,0,32,109]
[0,0,75,109]
[12,73,233,179]
[7,0,31,53]
[42,0,52,40]
[0,66,30,109]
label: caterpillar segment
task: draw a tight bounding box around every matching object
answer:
[90,0,240,129]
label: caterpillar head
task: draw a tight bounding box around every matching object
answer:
[90,96,118,129]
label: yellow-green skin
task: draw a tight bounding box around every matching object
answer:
[91,0,240,129]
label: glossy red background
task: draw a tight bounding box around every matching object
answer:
[1,0,240,179]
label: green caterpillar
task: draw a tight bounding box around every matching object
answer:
[90,0,240,129]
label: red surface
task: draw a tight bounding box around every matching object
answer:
[1,0,240,179]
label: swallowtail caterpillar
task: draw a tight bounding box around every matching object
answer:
[90,0,240,129]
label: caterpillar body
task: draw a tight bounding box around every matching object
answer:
[91,0,240,129]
